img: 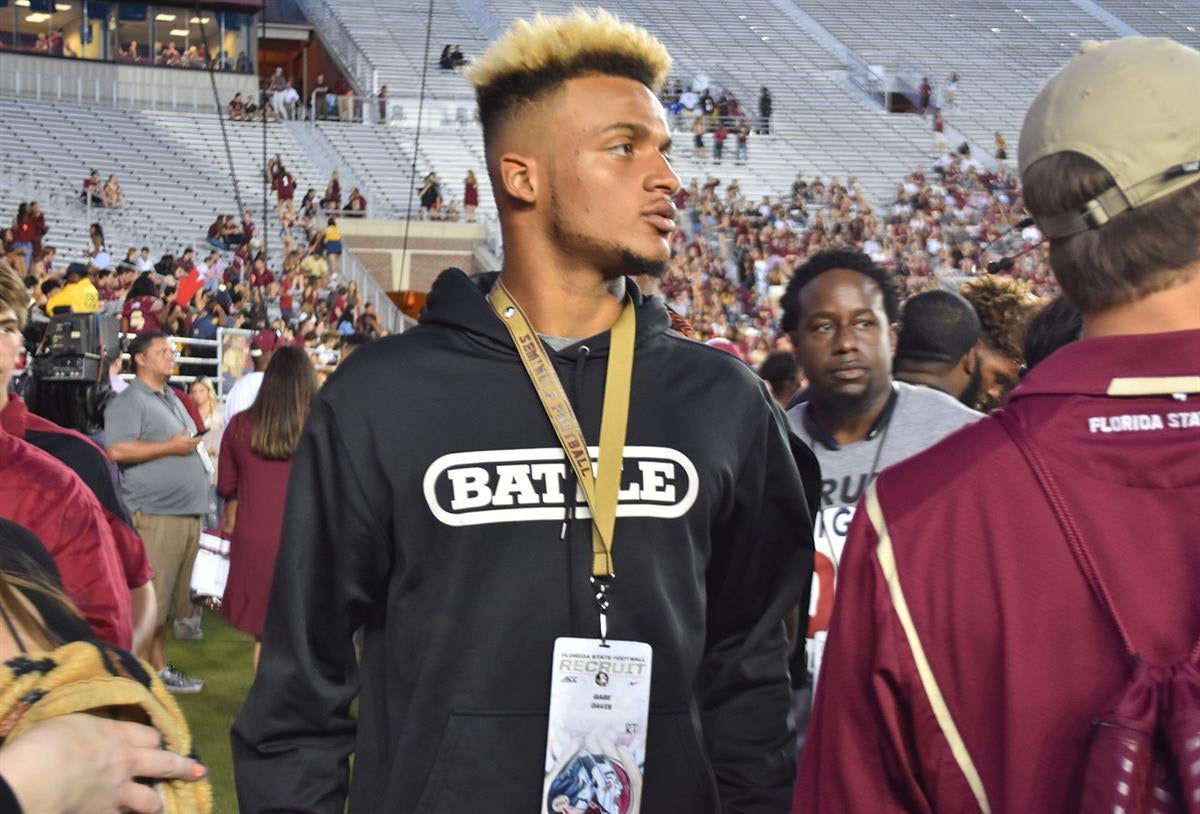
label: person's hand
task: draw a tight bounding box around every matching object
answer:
[169,430,203,456]
[0,714,205,814]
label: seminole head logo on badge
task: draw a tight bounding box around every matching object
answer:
[547,746,635,814]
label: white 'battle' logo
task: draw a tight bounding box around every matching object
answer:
[422,446,699,527]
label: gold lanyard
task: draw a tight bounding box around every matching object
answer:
[489,280,635,586]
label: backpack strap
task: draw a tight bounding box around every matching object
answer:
[994,411,1139,660]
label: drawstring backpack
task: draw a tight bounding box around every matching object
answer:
[1000,413,1192,813]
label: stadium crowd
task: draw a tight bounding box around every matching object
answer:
[7,196,382,383]
[0,9,1196,814]
[655,149,1052,370]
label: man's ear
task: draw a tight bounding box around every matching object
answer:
[498,153,538,205]
[962,345,979,375]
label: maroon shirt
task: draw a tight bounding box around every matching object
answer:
[217,411,293,637]
[122,296,163,334]
[0,423,132,648]
[1,395,153,591]
[796,329,1200,813]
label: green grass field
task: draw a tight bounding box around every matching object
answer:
[169,612,256,814]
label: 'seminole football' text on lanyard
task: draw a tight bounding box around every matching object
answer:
[489,280,635,645]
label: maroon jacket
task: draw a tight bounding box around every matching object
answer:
[0,423,132,648]
[795,329,1200,813]
[1,394,153,591]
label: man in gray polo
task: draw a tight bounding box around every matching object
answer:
[105,331,208,693]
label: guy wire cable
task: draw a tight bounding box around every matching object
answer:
[197,12,246,228]
[260,0,269,257]
[400,0,436,261]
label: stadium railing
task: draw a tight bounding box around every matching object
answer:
[846,53,889,110]
[2,69,231,114]
[291,0,379,96]
[339,249,416,335]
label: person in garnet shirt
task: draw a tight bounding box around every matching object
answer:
[218,345,317,670]
[273,171,296,217]
[122,273,165,334]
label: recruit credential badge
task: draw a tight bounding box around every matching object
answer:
[544,638,653,814]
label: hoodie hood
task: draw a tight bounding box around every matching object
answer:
[419,268,672,357]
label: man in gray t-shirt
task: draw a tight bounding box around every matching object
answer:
[105,331,209,693]
[787,383,978,627]
[779,250,980,694]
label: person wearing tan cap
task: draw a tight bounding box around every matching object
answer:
[795,37,1200,812]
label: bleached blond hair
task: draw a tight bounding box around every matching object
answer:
[0,260,28,328]
[468,8,671,144]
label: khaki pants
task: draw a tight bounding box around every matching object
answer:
[132,512,201,627]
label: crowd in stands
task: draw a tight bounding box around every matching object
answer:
[652,150,1054,370]
[8,190,384,387]
[414,170,480,222]
[80,170,127,209]
[3,201,49,273]
[230,71,388,124]
[661,81,764,164]
[918,72,960,114]
[25,27,77,57]
[13,26,250,72]
[115,39,249,72]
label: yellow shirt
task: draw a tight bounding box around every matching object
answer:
[325,224,342,242]
[45,279,100,314]
[300,254,329,277]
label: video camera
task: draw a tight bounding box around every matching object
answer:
[31,312,121,383]
[24,313,122,436]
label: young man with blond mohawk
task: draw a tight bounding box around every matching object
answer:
[233,10,815,814]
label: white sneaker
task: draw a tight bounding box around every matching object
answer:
[158,664,204,694]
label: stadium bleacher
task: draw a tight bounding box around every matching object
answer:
[1,0,1193,294]
[1094,0,1199,48]
[790,0,1124,158]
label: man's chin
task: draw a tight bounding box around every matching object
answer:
[617,248,668,279]
[819,381,877,412]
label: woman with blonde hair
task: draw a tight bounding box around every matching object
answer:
[320,170,341,213]
[102,175,126,208]
[188,375,224,523]
[218,346,317,669]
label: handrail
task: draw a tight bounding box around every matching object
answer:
[291,0,379,95]
[846,52,889,110]
[339,248,415,335]
[0,69,248,114]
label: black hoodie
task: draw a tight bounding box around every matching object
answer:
[232,269,816,813]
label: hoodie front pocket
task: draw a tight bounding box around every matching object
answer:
[413,710,548,813]
[641,711,721,812]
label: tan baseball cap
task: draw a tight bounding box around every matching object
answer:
[1019,37,1200,239]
